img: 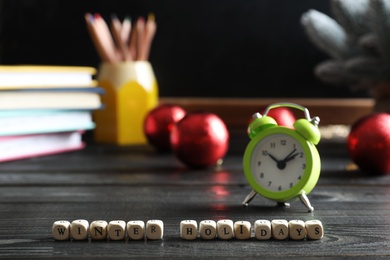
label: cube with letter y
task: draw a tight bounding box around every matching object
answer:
[288,220,306,240]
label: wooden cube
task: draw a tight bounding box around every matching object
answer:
[108,220,126,240]
[305,220,323,240]
[288,220,306,240]
[180,220,198,240]
[234,221,251,240]
[254,220,271,240]
[127,220,145,240]
[271,219,289,240]
[146,220,164,240]
[70,219,89,240]
[217,219,234,240]
[89,220,108,240]
[52,220,71,241]
[199,220,217,240]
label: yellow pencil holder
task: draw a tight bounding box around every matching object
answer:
[94,61,158,145]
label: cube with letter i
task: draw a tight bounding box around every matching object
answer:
[127,220,145,240]
[70,219,89,240]
[234,221,251,240]
[180,220,198,240]
[52,220,71,241]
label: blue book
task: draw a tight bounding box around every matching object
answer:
[0,110,95,136]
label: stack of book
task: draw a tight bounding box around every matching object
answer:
[0,65,103,162]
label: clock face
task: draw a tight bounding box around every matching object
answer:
[250,133,307,193]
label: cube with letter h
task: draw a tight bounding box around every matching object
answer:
[180,220,198,240]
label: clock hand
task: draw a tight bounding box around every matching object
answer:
[267,153,280,163]
[282,149,297,162]
[284,152,299,163]
[268,153,288,170]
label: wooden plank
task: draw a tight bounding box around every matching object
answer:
[0,152,383,187]
[0,185,389,258]
[0,142,388,258]
[160,98,374,127]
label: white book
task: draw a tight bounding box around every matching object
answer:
[0,65,97,88]
[0,87,103,110]
[0,131,84,162]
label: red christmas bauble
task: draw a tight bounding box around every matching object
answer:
[170,112,229,168]
[144,104,186,152]
[263,107,296,128]
[347,113,390,175]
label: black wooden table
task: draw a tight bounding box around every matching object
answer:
[0,134,389,259]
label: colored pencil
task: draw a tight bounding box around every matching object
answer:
[121,16,132,46]
[128,19,138,60]
[111,15,132,61]
[84,13,116,63]
[93,13,120,62]
[85,12,156,62]
[139,13,157,61]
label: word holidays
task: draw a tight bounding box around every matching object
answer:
[180,219,323,240]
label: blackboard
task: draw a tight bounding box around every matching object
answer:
[0,0,368,98]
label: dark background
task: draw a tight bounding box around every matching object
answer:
[0,0,368,98]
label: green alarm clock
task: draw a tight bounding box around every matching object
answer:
[242,102,321,212]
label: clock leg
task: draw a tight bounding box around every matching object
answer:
[242,190,257,206]
[299,191,314,212]
[277,202,290,207]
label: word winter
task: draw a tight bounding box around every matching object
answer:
[52,219,163,241]
[180,219,323,241]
